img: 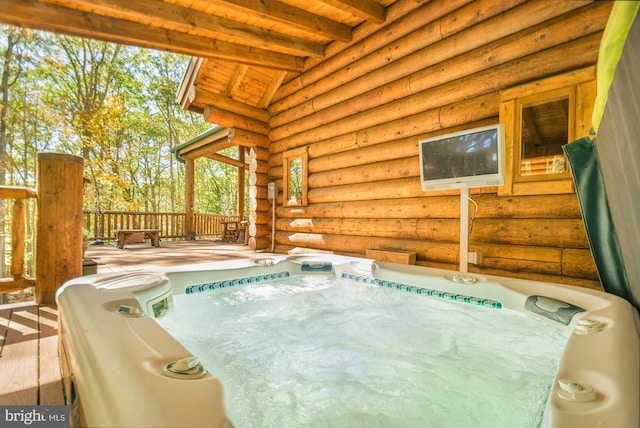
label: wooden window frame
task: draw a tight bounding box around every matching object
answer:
[499,68,596,196]
[282,147,308,207]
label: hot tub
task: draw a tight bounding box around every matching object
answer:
[57,254,640,427]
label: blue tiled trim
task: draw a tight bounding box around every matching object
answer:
[341,272,502,309]
[185,271,290,294]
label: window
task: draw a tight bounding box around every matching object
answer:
[499,68,596,196]
[282,147,308,207]
[517,88,573,182]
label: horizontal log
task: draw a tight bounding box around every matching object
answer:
[273,1,599,138]
[249,172,270,187]
[271,31,600,159]
[270,84,500,155]
[275,231,459,264]
[469,244,598,281]
[251,211,271,226]
[473,193,582,219]
[320,197,462,218]
[308,119,496,174]
[273,91,500,158]
[466,265,601,290]
[309,136,416,174]
[250,184,268,201]
[230,128,271,149]
[470,219,588,248]
[194,87,271,123]
[250,160,269,174]
[270,2,605,140]
[277,218,457,241]
[248,223,270,238]
[249,146,270,161]
[272,0,473,105]
[272,0,540,115]
[472,243,562,274]
[561,248,599,280]
[276,193,582,220]
[0,276,36,294]
[275,217,589,248]
[249,197,271,212]
[304,0,451,72]
[249,236,270,251]
[308,177,423,203]
[309,157,417,188]
[203,105,269,135]
[0,186,37,200]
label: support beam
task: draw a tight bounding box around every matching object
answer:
[185,158,195,240]
[48,0,325,57]
[36,153,84,305]
[212,0,352,42]
[322,0,386,24]
[238,147,246,219]
[194,86,271,123]
[204,105,270,135]
[0,0,305,72]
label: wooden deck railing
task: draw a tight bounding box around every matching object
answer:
[0,186,37,294]
[83,210,243,241]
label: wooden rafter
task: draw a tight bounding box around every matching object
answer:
[203,152,248,169]
[322,0,386,24]
[227,65,249,97]
[193,86,271,122]
[0,0,306,71]
[42,0,325,57]
[208,0,353,42]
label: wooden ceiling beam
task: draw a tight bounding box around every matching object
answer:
[258,70,288,109]
[203,152,249,169]
[212,0,353,43]
[0,0,305,72]
[204,105,270,135]
[180,140,237,160]
[194,86,271,123]
[42,0,325,57]
[321,0,386,24]
[226,65,249,97]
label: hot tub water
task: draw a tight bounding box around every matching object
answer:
[157,274,569,427]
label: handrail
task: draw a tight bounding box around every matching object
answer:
[83,210,242,241]
[0,186,37,294]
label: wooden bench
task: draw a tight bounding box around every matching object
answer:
[115,229,161,249]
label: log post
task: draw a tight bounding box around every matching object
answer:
[10,199,26,279]
[185,158,195,239]
[36,153,84,305]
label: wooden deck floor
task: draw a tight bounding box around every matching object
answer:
[87,239,260,273]
[0,239,262,408]
[0,302,64,406]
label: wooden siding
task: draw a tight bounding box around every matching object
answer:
[265,0,612,289]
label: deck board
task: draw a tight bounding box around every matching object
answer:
[0,304,42,405]
[39,305,64,405]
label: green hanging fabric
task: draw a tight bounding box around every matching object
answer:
[563,138,634,307]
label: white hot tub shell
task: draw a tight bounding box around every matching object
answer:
[57,254,640,427]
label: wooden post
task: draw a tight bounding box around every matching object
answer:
[36,153,84,305]
[238,146,245,220]
[185,158,195,239]
[10,199,26,279]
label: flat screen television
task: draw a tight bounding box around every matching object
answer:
[419,123,505,191]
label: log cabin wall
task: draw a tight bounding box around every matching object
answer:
[266,0,612,289]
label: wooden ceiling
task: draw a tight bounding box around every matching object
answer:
[0,0,398,121]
